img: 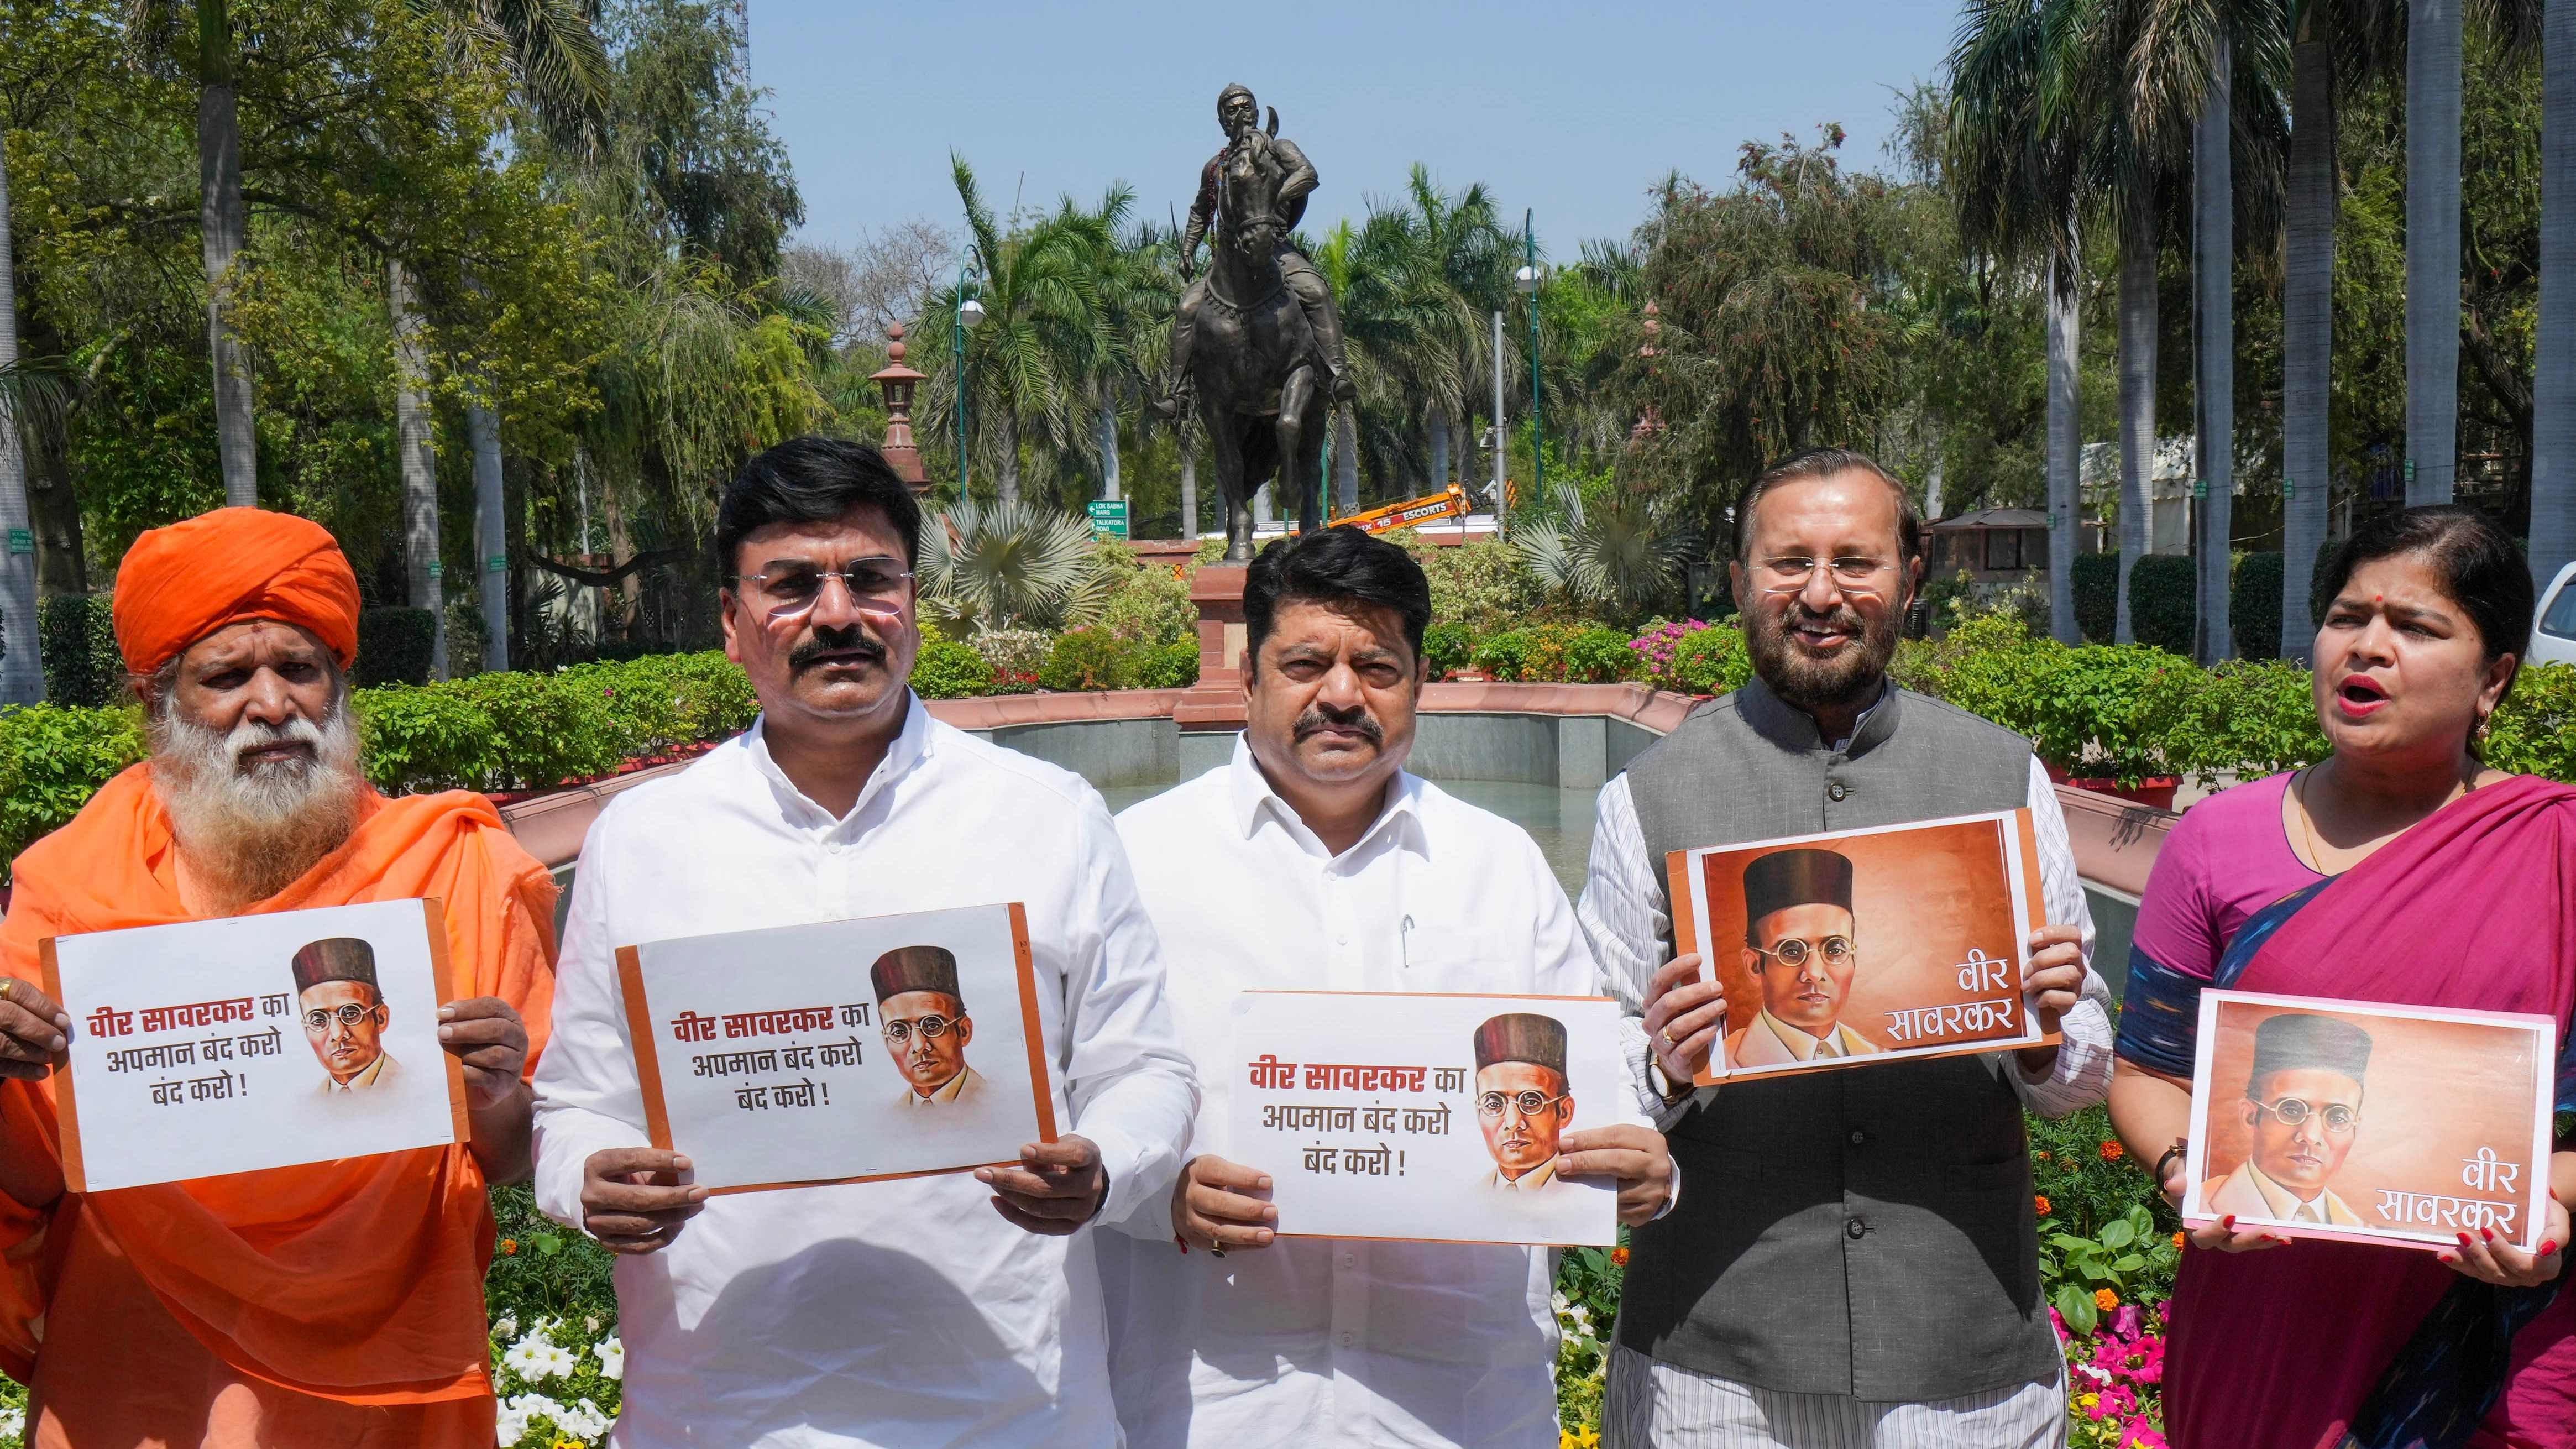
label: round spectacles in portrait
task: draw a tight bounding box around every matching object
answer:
[1750,935,1855,969]
[1752,556,1893,599]
[2249,1096,2360,1133]
[1476,1089,1570,1118]
[302,1002,376,1032]
[881,1014,956,1044]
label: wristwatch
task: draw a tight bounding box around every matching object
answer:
[1650,1057,1693,1107]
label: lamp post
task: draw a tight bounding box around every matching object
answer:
[954,249,985,495]
[870,322,930,499]
[1514,210,1544,514]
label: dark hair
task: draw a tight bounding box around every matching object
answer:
[2315,505,2532,699]
[1732,447,1924,567]
[714,437,923,577]
[1243,526,1432,669]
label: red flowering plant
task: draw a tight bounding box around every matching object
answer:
[2054,1298,2171,1448]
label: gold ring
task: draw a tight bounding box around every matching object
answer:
[1659,1026,1677,1047]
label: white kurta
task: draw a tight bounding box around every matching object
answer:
[531,699,1198,1449]
[1096,740,1643,1448]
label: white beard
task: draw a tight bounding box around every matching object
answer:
[150,694,363,911]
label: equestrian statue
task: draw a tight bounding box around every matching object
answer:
[1155,84,1356,562]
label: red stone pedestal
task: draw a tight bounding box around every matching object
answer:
[1173,564,1248,733]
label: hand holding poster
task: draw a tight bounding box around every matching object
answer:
[617,903,1055,1192]
[2182,991,2556,1254]
[1228,992,1621,1247]
[42,898,468,1192]
[1666,810,2053,1084]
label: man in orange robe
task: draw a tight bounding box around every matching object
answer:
[0,507,557,1446]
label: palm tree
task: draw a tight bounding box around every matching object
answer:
[2192,34,2235,664]
[2406,0,2463,504]
[0,137,41,704]
[1948,0,2091,645]
[923,158,1112,507]
[2534,0,2575,587]
[2281,0,2336,657]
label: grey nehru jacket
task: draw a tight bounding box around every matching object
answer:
[1616,672,2059,1403]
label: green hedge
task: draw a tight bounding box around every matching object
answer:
[2072,555,2119,644]
[38,595,122,707]
[1470,624,1647,684]
[2232,553,2284,660]
[2127,555,2196,655]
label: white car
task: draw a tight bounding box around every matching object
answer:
[2536,561,2576,669]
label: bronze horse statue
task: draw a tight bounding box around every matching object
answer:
[1186,124,1332,563]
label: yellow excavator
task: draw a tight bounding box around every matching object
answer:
[1332,483,1474,536]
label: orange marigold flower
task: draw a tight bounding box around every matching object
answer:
[2098,1141,2124,1162]
[2093,1287,2119,1311]
[2034,1149,2051,1161]
[2173,1231,2187,1249]
[1611,1246,1631,1267]
[500,1238,518,1256]
[2034,1194,2053,1216]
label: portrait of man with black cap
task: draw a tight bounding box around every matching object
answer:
[872,945,985,1107]
[1473,1013,1578,1192]
[1722,847,1883,1068]
[292,936,400,1094]
[2201,1013,2373,1227]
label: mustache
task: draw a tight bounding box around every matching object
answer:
[1293,707,1384,744]
[789,626,887,673]
[1779,603,1866,637]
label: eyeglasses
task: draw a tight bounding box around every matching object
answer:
[1477,1089,1570,1118]
[1753,556,1894,599]
[302,1002,377,1032]
[1750,935,1855,969]
[2250,1096,2360,1133]
[882,1014,959,1045]
[732,558,914,620]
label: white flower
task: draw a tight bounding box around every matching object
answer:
[502,1331,579,1382]
[556,1397,613,1439]
[491,1314,519,1340]
[0,1404,24,1438]
[594,1335,625,1380]
[585,1315,602,1334]
[495,1391,562,1445]
[1550,1291,1570,1314]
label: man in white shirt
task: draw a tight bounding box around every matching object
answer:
[1101,526,1674,1448]
[530,437,1198,1449]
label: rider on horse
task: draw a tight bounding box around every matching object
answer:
[1155,83,1358,419]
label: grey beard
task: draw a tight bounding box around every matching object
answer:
[150,696,363,910]
[1744,602,1900,718]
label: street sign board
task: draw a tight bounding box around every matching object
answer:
[5,529,30,556]
[1086,499,1130,540]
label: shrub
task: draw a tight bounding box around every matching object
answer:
[1037,627,1138,693]
[1423,621,1474,680]
[1910,611,2055,742]
[451,671,625,792]
[1563,627,1638,683]
[2231,552,2284,660]
[2071,554,2119,644]
[38,594,121,707]
[1400,535,1556,637]
[1092,546,1197,646]
[0,703,147,884]
[357,607,439,687]
[2029,645,2184,783]
[1470,630,1533,682]
[1662,623,1751,696]
[354,685,504,795]
[971,629,1050,693]
[2126,555,2196,655]
[2030,1105,2181,1326]
[1136,636,1200,689]
[660,652,758,739]
[909,639,994,700]
[2489,662,2576,783]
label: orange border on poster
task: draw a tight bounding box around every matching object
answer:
[1674,810,2062,1087]
[1235,988,1625,1248]
[619,903,1056,1197]
[43,898,467,1196]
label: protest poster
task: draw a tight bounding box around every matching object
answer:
[42,898,467,1193]
[1667,810,2052,1085]
[2182,991,2556,1254]
[617,902,1054,1193]
[1228,991,1621,1247]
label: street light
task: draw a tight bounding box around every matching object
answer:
[954,249,985,495]
[1515,210,1544,512]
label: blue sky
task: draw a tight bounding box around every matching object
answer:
[748,1,1965,259]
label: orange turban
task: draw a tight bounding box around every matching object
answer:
[113,508,362,677]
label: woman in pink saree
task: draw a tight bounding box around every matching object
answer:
[2108,506,2576,1449]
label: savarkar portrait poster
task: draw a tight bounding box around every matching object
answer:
[2182,991,2556,1254]
[1667,811,2051,1085]
[617,902,1055,1193]
[1228,991,1622,1248]
[42,898,469,1192]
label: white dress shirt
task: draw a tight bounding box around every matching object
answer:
[532,698,1198,1449]
[1580,753,2115,1128]
[1096,739,1644,1449]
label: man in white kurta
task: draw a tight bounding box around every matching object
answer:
[1098,526,1674,1448]
[531,437,1197,1449]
